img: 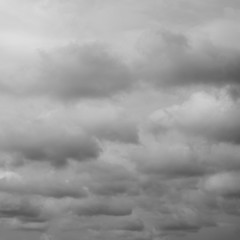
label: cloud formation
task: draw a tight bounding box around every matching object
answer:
[148,92,240,144]
[138,29,240,89]
[33,43,135,101]
[1,1,240,240]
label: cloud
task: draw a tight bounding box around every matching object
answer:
[12,221,48,232]
[28,43,135,101]
[73,197,133,217]
[0,167,88,198]
[0,119,100,166]
[148,92,240,144]
[203,171,240,199]
[1,1,240,240]
[69,215,144,232]
[137,28,240,89]
[56,102,139,144]
[131,143,206,179]
[0,193,43,223]
[82,161,139,197]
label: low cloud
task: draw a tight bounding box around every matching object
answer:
[148,92,240,144]
[131,143,206,179]
[73,197,133,217]
[0,120,101,166]
[0,193,43,223]
[138,28,240,89]
[1,1,240,240]
[32,43,135,101]
[0,168,88,198]
[203,171,240,199]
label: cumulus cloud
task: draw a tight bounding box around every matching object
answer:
[0,127,100,166]
[0,193,43,223]
[131,143,206,179]
[73,197,133,217]
[50,102,139,144]
[24,43,135,101]
[0,167,88,198]
[1,0,240,240]
[0,101,103,166]
[137,27,240,89]
[67,215,144,232]
[203,171,240,199]
[148,92,240,144]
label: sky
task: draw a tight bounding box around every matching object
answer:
[0,0,240,240]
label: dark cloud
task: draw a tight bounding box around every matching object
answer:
[138,29,240,89]
[131,144,206,178]
[0,194,42,223]
[159,222,200,232]
[1,1,240,240]
[32,43,135,101]
[91,119,139,144]
[84,161,139,196]
[72,215,144,232]
[12,221,48,232]
[73,197,133,217]
[151,203,216,237]
[203,143,240,172]
[0,126,100,166]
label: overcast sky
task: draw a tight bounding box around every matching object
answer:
[0,0,240,240]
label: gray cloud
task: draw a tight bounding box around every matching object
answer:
[31,43,135,101]
[1,1,240,240]
[148,92,240,144]
[0,125,100,166]
[138,29,240,89]
[203,171,240,199]
[73,197,133,217]
[0,194,43,223]
[131,144,206,178]
[83,161,139,196]
[0,168,88,199]
[69,215,144,232]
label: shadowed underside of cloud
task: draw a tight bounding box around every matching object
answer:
[73,197,133,217]
[148,92,240,144]
[0,169,88,198]
[203,171,240,199]
[31,43,136,101]
[0,194,44,223]
[0,125,101,166]
[138,29,240,89]
[131,144,207,178]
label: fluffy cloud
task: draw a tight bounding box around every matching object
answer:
[148,92,240,144]
[0,126,100,166]
[131,143,206,179]
[34,43,135,100]
[0,193,43,223]
[137,25,240,89]
[203,171,240,199]
[73,197,133,217]
[6,43,134,101]
[0,167,88,198]
[1,1,240,240]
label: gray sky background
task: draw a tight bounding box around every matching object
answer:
[0,0,240,239]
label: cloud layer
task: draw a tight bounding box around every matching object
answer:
[1,1,240,240]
